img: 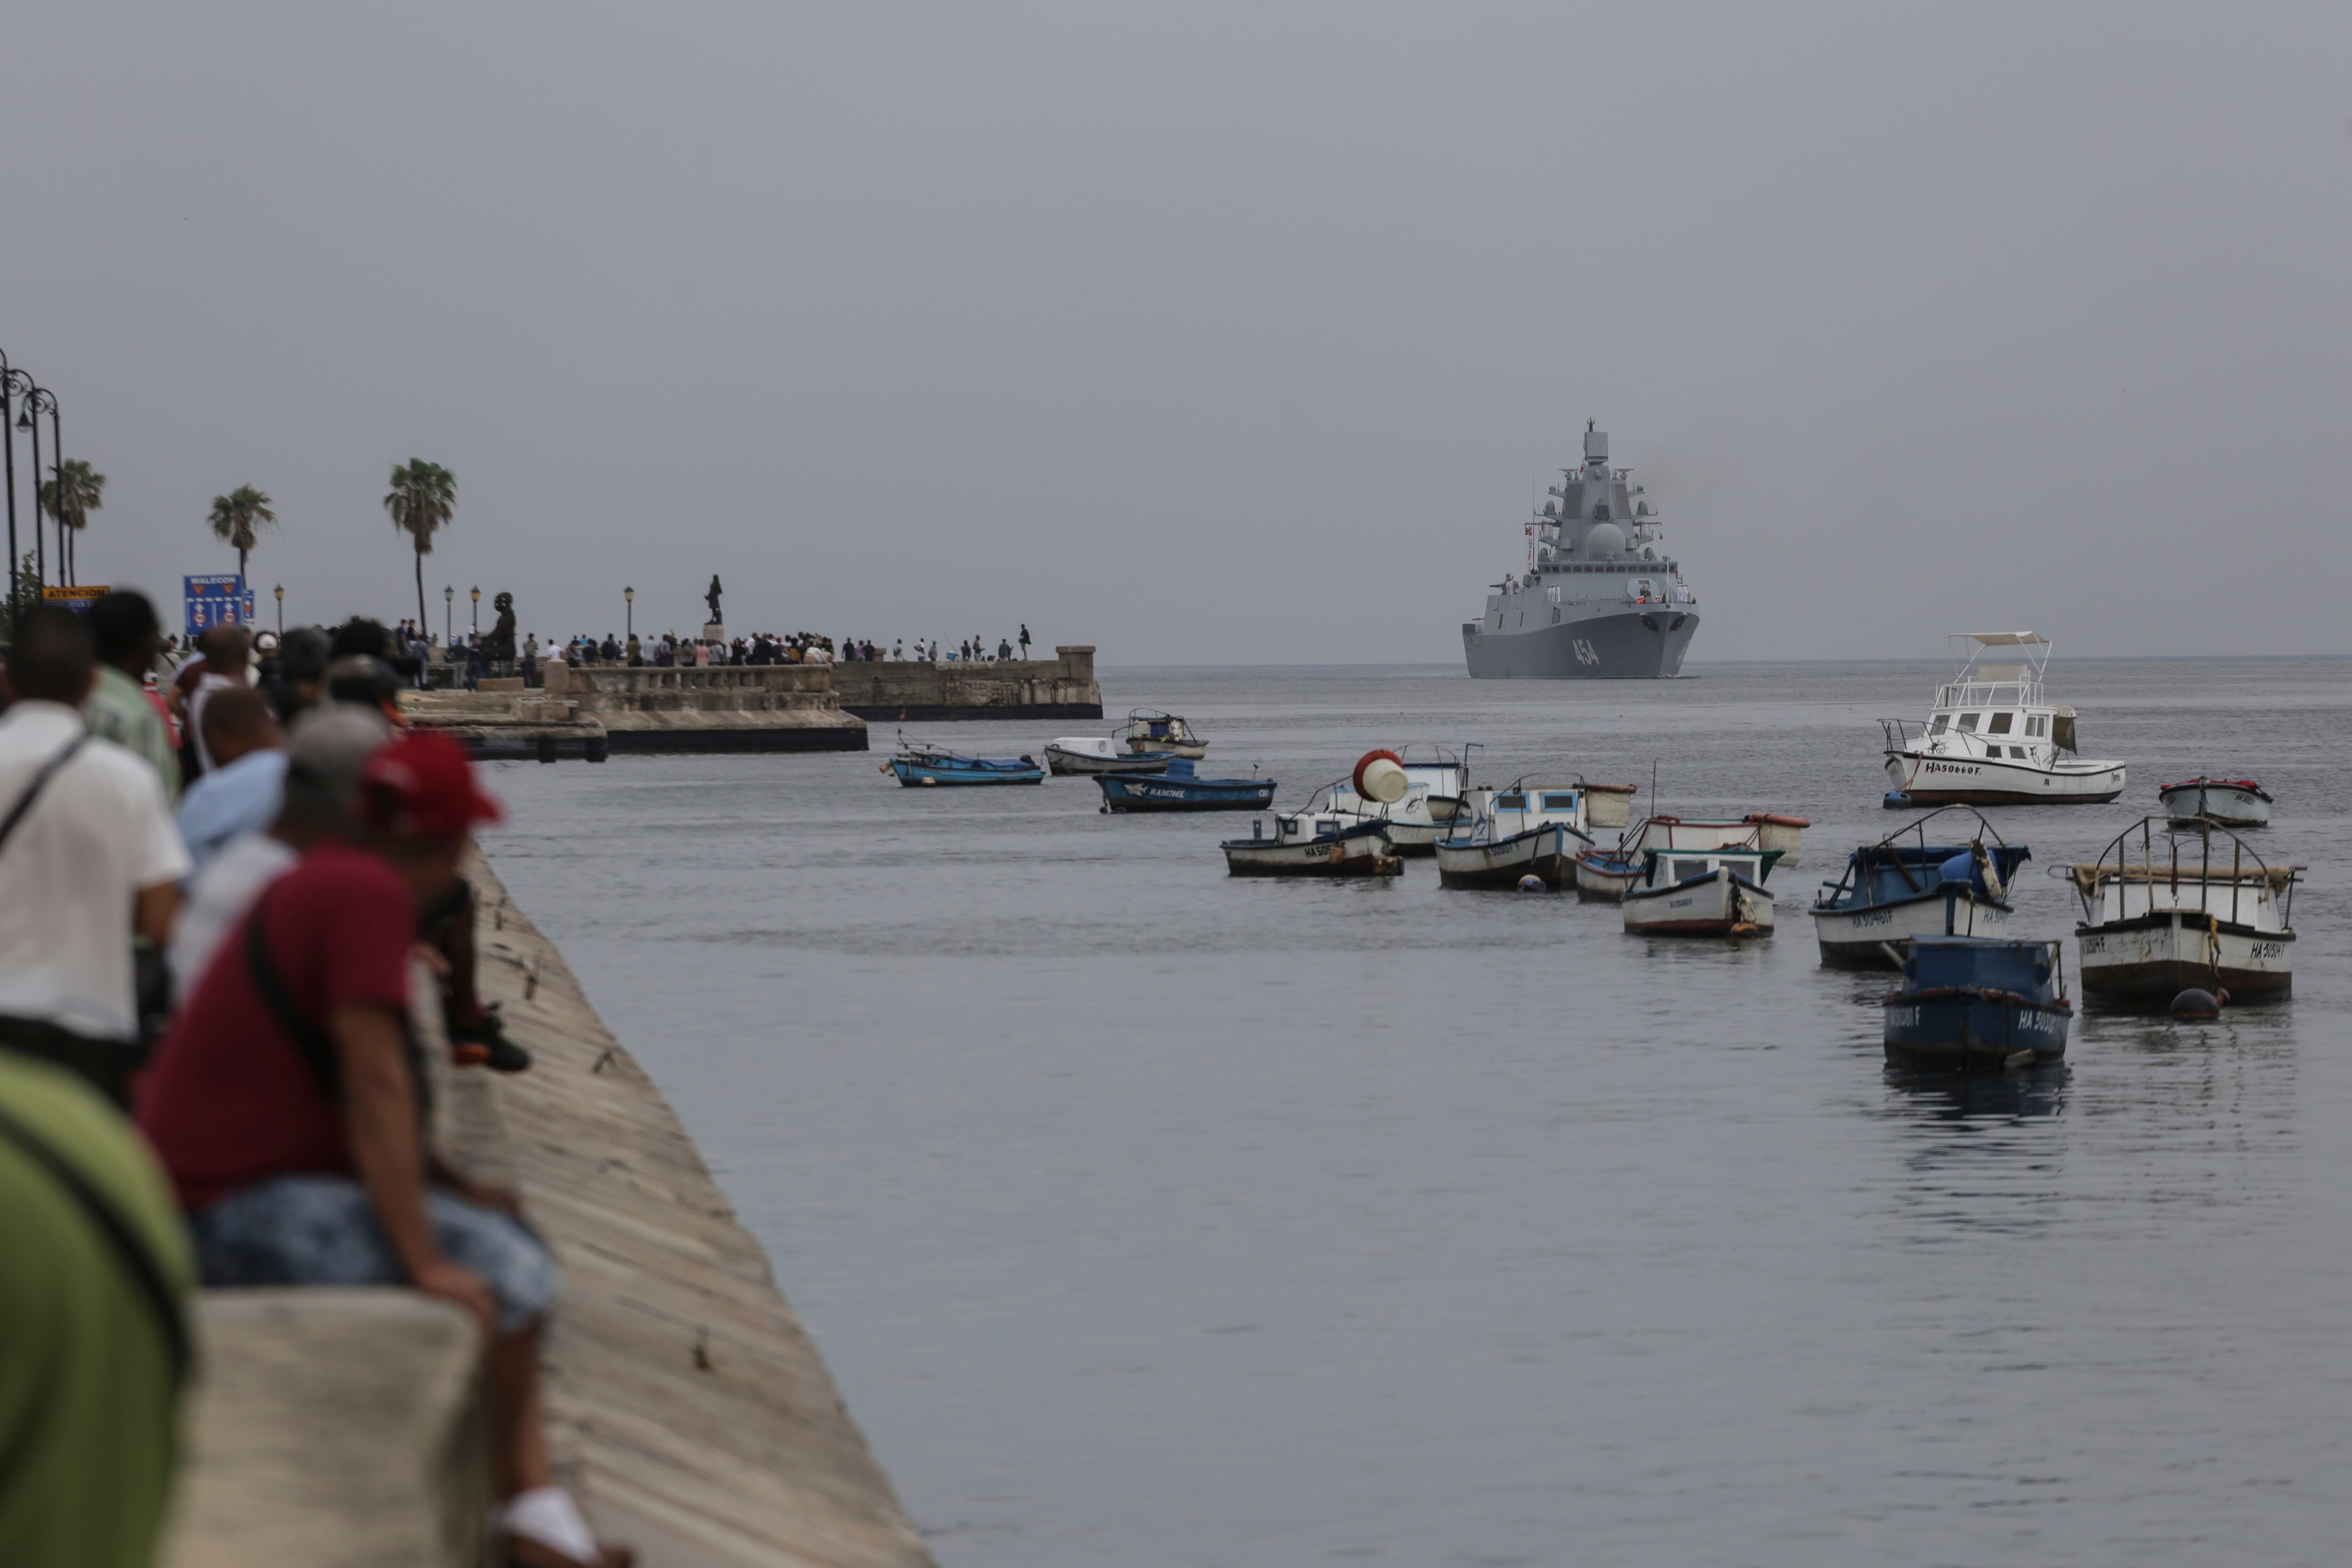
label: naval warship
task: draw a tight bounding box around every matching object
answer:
[1462,423,1699,679]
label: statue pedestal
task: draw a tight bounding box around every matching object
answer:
[702,622,726,642]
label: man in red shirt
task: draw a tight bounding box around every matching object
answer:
[138,730,627,1568]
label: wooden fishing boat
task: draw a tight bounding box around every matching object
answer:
[2065,816,2299,1001]
[2157,776,2272,827]
[1883,937,2072,1070]
[1120,709,1208,759]
[1810,806,2031,968]
[1221,817,1401,878]
[1435,781,1594,888]
[888,736,1044,786]
[1574,813,1796,900]
[1044,735,1174,775]
[1621,844,1782,936]
[1097,759,1276,813]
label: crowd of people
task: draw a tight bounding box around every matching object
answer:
[557,622,1037,669]
[0,594,629,1567]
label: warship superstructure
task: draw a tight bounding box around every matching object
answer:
[1462,423,1699,679]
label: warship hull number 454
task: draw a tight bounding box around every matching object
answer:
[1462,422,1699,679]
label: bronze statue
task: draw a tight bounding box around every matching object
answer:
[485,591,518,663]
[705,574,723,625]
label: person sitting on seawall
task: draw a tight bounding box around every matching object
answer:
[137,730,625,1568]
[0,607,192,1109]
[176,687,286,879]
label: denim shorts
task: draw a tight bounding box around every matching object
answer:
[190,1175,562,1334]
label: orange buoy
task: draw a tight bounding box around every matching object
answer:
[1354,749,1408,805]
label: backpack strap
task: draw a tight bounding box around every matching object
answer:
[242,890,341,1097]
[0,1098,192,1386]
[0,733,89,856]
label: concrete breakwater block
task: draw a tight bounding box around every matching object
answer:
[162,1288,489,1568]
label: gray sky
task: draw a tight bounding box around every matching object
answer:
[4,2,2346,662]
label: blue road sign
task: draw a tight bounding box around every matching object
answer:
[184,575,256,637]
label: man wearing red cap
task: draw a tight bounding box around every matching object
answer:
[138,730,627,1568]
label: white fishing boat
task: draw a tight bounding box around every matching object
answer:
[1221,816,1401,878]
[1573,813,1805,899]
[2064,816,2299,1001]
[1622,844,1783,937]
[1044,735,1174,776]
[1275,746,1475,857]
[1881,633,2125,805]
[1435,781,1594,888]
[2158,776,2272,827]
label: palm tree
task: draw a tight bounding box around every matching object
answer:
[384,459,457,634]
[206,483,277,582]
[38,459,105,586]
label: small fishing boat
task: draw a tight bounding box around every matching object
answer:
[2158,776,2272,827]
[1621,844,1782,936]
[2064,816,2299,1001]
[1810,807,2031,968]
[1880,632,2126,805]
[1277,746,1476,856]
[1883,937,2072,1070]
[1221,816,1402,878]
[888,735,1044,786]
[1435,781,1595,888]
[1044,735,1174,776]
[1097,758,1276,813]
[1573,814,1802,900]
[1121,709,1208,759]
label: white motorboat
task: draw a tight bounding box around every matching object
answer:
[1622,844,1782,937]
[1276,746,1475,857]
[1881,633,2125,805]
[1044,735,1175,776]
[2158,776,2272,827]
[2064,816,2299,1001]
[1809,806,2029,968]
[1221,816,1401,878]
[1435,781,1594,888]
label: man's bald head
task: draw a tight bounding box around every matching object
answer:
[198,685,282,768]
[199,624,253,681]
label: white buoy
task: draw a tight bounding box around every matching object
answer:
[1354,749,1408,805]
[1517,874,1545,892]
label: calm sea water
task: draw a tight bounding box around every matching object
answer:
[482,659,2351,1568]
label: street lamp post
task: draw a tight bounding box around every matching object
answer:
[624,585,634,639]
[470,585,480,637]
[0,355,24,626]
[41,392,62,586]
[443,584,453,645]
[18,385,50,589]
[274,584,284,634]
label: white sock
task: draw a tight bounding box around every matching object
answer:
[504,1486,599,1564]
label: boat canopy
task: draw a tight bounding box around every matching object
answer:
[2066,862,2297,894]
[1903,936,2057,992]
[1957,631,2050,647]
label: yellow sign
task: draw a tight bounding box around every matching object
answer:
[42,585,110,615]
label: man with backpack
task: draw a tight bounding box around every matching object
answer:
[0,607,191,1105]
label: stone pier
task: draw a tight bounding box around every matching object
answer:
[405,664,869,757]
[829,644,1101,722]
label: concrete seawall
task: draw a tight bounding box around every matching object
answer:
[406,665,870,757]
[831,644,1101,722]
[163,851,932,1568]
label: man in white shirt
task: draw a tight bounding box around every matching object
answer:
[0,607,191,1104]
[186,624,253,778]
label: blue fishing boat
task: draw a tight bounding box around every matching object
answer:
[1811,806,2032,968]
[1097,758,1277,813]
[1883,936,2072,1071]
[888,735,1044,786]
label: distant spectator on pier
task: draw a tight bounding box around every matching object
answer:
[625,633,641,667]
[1019,623,1031,658]
[998,637,1012,661]
[598,634,620,664]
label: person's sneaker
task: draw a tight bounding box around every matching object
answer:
[449,1005,532,1073]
